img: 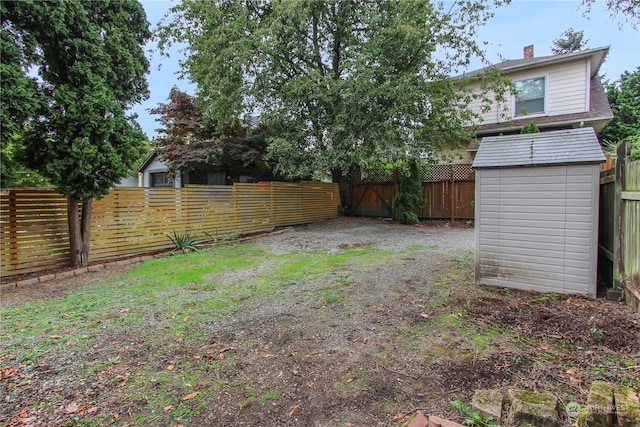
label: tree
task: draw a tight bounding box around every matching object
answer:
[1,0,151,266]
[150,87,220,182]
[600,67,640,144]
[151,88,273,182]
[551,28,590,54]
[157,0,510,196]
[582,0,639,29]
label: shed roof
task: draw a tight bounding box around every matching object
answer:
[472,128,605,169]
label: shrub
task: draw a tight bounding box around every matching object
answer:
[167,230,199,252]
[520,121,540,134]
[394,159,424,225]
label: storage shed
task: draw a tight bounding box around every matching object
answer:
[472,128,605,296]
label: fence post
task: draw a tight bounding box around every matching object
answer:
[450,165,455,223]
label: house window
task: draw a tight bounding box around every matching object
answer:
[515,77,545,116]
[150,172,171,187]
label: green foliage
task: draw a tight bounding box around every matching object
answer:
[394,159,424,224]
[151,88,273,182]
[629,134,640,160]
[0,140,50,188]
[601,67,640,144]
[157,0,511,179]
[451,400,500,427]
[1,0,150,201]
[167,230,200,252]
[2,0,151,265]
[551,28,590,54]
[520,121,540,134]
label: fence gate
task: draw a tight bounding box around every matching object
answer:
[350,164,475,221]
[599,140,640,312]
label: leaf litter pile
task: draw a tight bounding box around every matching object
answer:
[1,217,639,426]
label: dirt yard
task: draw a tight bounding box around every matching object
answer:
[1,217,639,426]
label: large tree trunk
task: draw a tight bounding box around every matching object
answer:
[67,197,92,267]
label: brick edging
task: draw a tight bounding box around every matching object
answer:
[0,255,159,292]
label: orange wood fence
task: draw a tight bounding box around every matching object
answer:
[0,182,340,278]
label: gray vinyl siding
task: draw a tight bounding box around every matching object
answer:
[474,164,599,296]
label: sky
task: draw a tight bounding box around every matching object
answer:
[132,0,640,139]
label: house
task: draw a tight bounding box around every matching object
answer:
[136,141,276,188]
[469,46,615,297]
[463,45,613,157]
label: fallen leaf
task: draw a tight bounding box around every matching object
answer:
[217,353,225,360]
[17,408,30,418]
[420,313,429,319]
[289,404,301,417]
[1,367,17,380]
[86,407,99,414]
[65,341,76,347]
[49,335,62,339]
[64,402,80,414]
[113,414,119,419]
[167,364,175,371]
[539,340,550,351]
[392,412,404,421]
[181,391,199,401]
[345,423,355,427]
[164,405,174,411]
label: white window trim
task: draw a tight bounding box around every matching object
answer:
[512,74,548,118]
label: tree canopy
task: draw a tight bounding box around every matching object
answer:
[151,87,272,182]
[157,0,510,180]
[600,67,640,144]
[551,28,590,54]
[1,0,151,265]
[582,0,639,29]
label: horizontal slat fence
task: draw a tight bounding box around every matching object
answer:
[1,182,340,278]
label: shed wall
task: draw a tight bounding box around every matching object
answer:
[474,164,599,296]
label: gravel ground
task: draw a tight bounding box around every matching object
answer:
[1,216,638,427]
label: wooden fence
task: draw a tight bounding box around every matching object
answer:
[599,140,640,312]
[350,164,475,220]
[0,181,340,278]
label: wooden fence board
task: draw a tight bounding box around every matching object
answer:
[1,182,340,278]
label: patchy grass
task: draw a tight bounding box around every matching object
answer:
[1,220,639,427]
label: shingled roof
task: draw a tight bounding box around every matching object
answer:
[472,128,605,169]
[462,46,610,78]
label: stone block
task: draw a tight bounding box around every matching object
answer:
[472,389,503,425]
[73,267,88,276]
[16,277,38,287]
[55,270,75,280]
[88,264,104,272]
[39,274,56,282]
[508,389,561,427]
[614,384,640,427]
[407,410,428,427]
[578,380,615,427]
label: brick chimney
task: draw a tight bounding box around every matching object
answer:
[524,45,534,59]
